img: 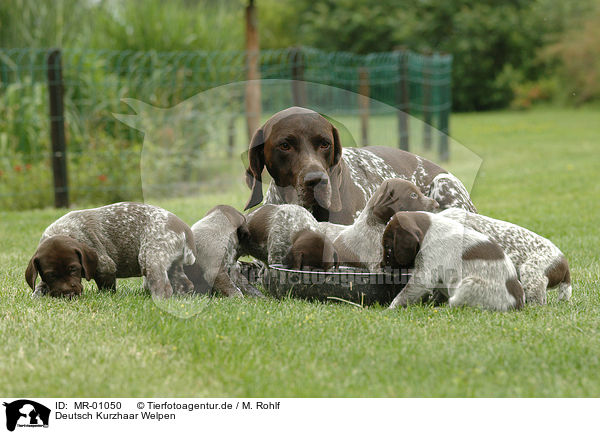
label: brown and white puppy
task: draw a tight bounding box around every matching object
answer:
[332,178,439,270]
[26,202,196,299]
[244,106,475,224]
[186,205,262,298]
[440,208,571,304]
[283,229,339,271]
[241,204,321,266]
[382,211,524,311]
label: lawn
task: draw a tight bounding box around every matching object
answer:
[1,107,599,397]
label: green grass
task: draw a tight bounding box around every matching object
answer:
[1,107,599,397]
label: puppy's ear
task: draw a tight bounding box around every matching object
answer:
[236,222,251,246]
[75,244,98,280]
[373,206,396,225]
[25,256,39,290]
[392,227,420,268]
[244,128,265,211]
[371,182,397,224]
[283,248,303,270]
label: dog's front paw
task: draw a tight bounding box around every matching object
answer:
[32,282,49,297]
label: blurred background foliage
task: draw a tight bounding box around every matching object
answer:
[1,0,599,110]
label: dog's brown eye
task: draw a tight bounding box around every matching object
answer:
[278,142,291,151]
[320,142,330,150]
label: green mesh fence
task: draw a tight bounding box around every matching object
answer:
[0,47,452,210]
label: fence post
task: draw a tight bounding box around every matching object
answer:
[438,54,450,162]
[395,48,409,151]
[227,115,236,158]
[358,67,370,147]
[47,49,69,208]
[245,0,261,141]
[290,47,307,107]
[422,53,432,151]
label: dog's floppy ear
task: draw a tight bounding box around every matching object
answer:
[328,162,343,213]
[75,244,98,280]
[25,255,39,289]
[236,221,251,246]
[371,181,398,224]
[331,125,342,166]
[244,128,265,210]
[328,125,344,213]
[392,225,421,268]
[283,247,303,270]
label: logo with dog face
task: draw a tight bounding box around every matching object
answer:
[3,400,50,431]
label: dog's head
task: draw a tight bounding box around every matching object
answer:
[244,107,343,213]
[369,178,439,224]
[25,235,98,297]
[283,229,339,271]
[381,212,430,269]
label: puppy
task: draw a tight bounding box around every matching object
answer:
[242,204,321,265]
[332,178,439,270]
[186,205,262,297]
[440,208,571,304]
[283,229,339,270]
[382,211,524,311]
[26,202,196,298]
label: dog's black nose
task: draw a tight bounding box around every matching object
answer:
[304,171,328,187]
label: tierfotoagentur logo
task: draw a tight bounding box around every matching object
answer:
[3,400,50,432]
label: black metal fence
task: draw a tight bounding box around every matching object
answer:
[0,47,452,210]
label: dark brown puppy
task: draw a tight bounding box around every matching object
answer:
[283,229,338,271]
[26,235,97,298]
[244,107,476,224]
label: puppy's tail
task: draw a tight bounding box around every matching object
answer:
[183,240,196,266]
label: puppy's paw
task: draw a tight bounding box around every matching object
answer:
[32,282,49,297]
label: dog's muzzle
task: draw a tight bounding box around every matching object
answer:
[302,171,331,209]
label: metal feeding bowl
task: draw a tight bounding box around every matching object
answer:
[262,264,411,306]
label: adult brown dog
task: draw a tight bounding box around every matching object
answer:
[244,107,476,224]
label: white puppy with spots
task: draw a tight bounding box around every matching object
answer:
[440,208,571,304]
[382,211,525,311]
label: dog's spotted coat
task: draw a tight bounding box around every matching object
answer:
[264,147,475,221]
[384,211,525,311]
[36,202,196,298]
[440,208,571,304]
[246,178,439,270]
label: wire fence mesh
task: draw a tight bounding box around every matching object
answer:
[0,47,452,210]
